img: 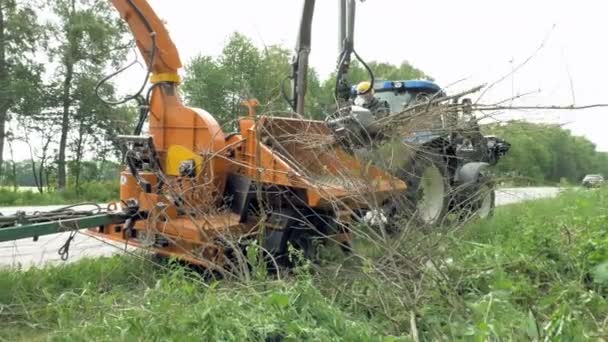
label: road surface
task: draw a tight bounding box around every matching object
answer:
[494,187,562,206]
[0,187,563,269]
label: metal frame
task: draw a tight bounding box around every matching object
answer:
[0,214,127,242]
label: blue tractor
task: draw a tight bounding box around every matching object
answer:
[330,0,510,225]
[285,0,511,227]
[348,79,511,225]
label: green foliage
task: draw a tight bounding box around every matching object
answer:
[1,159,120,188]
[46,0,128,68]
[485,121,608,185]
[0,0,43,112]
[0,255,397,341]
[182,55,230,122]
[0,0,45,175]
[44,0,131,190]
[0,181,118,205]
[315,188,608,340]
[183,32,433,125]
[183,33,302,127]
[435,188,608,339]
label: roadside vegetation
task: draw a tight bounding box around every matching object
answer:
[0,160,120,206]
[2,117,605,206]
[0,181,117,206]
[485,121,608,186]
[2,187,607,340]
[2,1,606,339]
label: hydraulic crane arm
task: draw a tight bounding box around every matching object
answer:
[335,0,356,102]
[110,0,182,81]
[289,0,316,117]
[335,0,374,103]
[337,0,355,61]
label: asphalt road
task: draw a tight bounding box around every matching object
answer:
[494,186,562,206]
[0,187,563,269]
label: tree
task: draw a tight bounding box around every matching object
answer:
[183,32,431,123]
[0,0,43,178]
[182,55,229,123]
[256,45,291,112]
[485,121,608,185]
[45,0,128,190]
[183,33,324,126]
[304,68,325,119]
[68,74,134,191]
[219,32,265,126]
[14,101,62,193]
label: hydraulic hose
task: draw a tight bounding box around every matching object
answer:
[95,0,158,106]
[334,46,375,102]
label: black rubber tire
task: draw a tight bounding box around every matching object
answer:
[453,177,496,223]
[386,150,450,230]
[274,224,319,268]
[476,185,496,220]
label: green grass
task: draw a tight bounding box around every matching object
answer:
[1,187,608,340]
[0,256,395,341]
[0,182,119,206]
[424,187,608,339]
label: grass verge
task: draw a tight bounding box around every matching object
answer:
[1,187,608,340]
[0,182,119,206]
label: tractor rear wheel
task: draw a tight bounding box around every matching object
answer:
[454,177,496,223]
[475,183,495,219]
[386,151,450,230]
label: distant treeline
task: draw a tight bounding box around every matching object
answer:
[0,160,120,192]
[484,121,608,185]
[3,121,603,191]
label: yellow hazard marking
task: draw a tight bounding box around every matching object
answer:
[166,145,202,176]
[150,73,181,84]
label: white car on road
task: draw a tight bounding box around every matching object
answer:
[582,174,604,188]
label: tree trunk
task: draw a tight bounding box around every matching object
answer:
[10,160,16,191]
[29,154,41,193]
[57,0,77,191]
[44,168,50,193]
[74,120,84,193]
[7,140,17,191]
[0,4,7,179]
[38,157,45,192]
[57,61,73,191]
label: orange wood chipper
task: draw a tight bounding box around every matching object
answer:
[74,0,408,269]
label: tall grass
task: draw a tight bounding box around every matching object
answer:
[1,188,607,340]
[315,187,608,339]
[0,255,396,341]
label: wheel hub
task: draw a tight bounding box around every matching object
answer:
[416,165,445,224]
[476,184,493,218]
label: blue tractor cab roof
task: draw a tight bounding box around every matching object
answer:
[351,79,441,96]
